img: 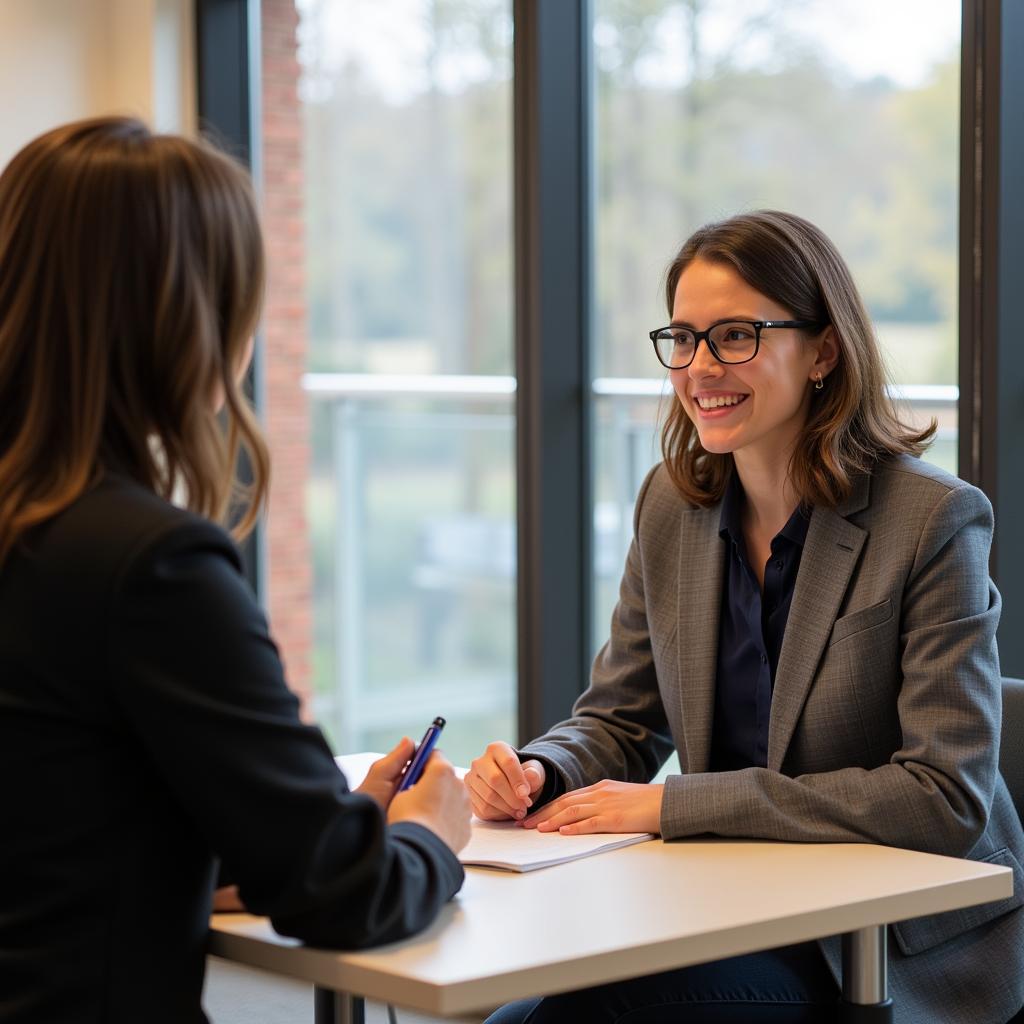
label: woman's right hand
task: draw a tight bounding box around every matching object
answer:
[386,752,473,854]
[465,741,546,821]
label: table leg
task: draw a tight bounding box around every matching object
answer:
[839,926,894,1022]
[313,987,365,1024]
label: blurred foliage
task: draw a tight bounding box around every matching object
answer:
[299,0,957,385]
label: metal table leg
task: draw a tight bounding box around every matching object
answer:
[839,926,894,1022]
[313,987,365,1024]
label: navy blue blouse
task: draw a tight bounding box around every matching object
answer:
[710,472,810,771]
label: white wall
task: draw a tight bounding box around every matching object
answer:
[0,0,195,170]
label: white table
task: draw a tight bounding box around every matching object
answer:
[208,838,1013,1023]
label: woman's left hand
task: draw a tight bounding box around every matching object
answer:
[522,781,664,835]
[355,737,416,810]
[212,886,246,912]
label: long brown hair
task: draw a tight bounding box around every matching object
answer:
[0,117,269,564]
[660,210,935,508]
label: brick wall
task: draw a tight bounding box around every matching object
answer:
[261,0,312,708]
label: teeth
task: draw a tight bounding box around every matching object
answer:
[697,394,745,410]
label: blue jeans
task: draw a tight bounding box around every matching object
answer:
[483,941,839,1024]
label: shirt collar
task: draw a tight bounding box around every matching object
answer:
[717,470,746,546]
[779,502,811,548]
[717,470,811,549]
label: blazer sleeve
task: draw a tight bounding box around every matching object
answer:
[518,464,676,800]
[660,481,1003,856]
[107,518,463,949]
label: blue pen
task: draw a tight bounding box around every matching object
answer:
[397,716,446,792]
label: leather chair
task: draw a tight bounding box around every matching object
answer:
[1002,678,1024,827]
[1001,677,1024,1024]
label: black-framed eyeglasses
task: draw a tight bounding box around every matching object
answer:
[648,319,822,370]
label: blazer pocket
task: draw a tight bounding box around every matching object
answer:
[891,847,1024,956]
[829,598,893,646]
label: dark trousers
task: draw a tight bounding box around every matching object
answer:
[483,941,840,1024]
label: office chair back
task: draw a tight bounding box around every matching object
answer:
[1003,677,1024,823]
[1001,678,1024,1024]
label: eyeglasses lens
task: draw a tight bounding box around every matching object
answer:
[654,322,758,367]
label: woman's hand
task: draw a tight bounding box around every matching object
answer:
[354,737,416,810]
[522,781,664,835]
[387,752,473,854]
[212,886,246,912]
[465,741,546,821]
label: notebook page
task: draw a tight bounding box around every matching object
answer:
[460,820,654,872]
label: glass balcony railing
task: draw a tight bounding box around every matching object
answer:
[304,373,517,765]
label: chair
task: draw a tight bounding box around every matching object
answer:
[1002,677,1024,1024]
[1002,678,1024,822]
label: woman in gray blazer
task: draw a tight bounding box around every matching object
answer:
[467,211,1024,1024]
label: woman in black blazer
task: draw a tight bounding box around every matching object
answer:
[0,117,471,1024]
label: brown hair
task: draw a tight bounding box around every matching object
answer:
[660,210,935,508]
[0,116,269,563]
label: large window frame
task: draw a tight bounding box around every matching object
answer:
[195,0,266,599]
[959,0,1024,675]
[198,0,1024,737]
[513,1,593,737]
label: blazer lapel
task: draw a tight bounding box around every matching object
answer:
[676,504,725,774]
[767,474,871,770]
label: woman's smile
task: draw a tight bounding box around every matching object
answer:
[692,391,750,417]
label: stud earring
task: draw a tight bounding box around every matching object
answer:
[814,372,824,391]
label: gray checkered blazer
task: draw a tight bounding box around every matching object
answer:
[522,454,1024,1024]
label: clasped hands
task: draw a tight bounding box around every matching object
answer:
[466,741,664,835]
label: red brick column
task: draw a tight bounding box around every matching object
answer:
[260,0,311,709]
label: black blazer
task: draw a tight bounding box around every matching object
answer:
[0,475,463,1023]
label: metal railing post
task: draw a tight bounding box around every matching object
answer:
[333,398,364,752]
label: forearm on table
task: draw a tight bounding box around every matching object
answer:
[660,760,990,856]
[265,822,463,949]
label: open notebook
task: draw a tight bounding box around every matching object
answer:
[335,752,655,872]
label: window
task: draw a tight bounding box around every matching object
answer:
[239,0,1024,730]
[260,0,516,764]
[591,0,962,644]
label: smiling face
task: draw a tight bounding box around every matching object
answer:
[669,258,828,470]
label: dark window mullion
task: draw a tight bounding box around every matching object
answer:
[959,0,1024,675]
[195,0,265,600]
[513,0,593,740]
[993,0,1024,676]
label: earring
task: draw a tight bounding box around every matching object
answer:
[814,372,824,391]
